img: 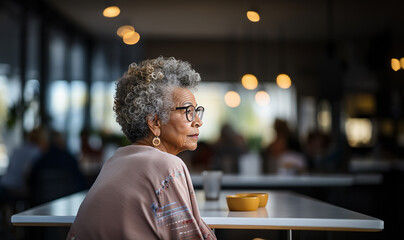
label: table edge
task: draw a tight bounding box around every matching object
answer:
[208,225,383,232]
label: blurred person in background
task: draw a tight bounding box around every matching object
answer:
[211,123,247,173]
[67,57,216,240]
[304,130,331,172]
[188,141,214,172]
[0,127,48,202]
[304,130,346,173]
[262,119,306,175]
[78,129,104,186]
[79,129,103,163]
[28,130,87,206]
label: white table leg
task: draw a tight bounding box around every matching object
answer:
[287,229,292,240]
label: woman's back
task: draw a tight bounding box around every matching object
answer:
[67,145,214,240]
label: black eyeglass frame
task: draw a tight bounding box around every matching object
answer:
[173,105,204,122]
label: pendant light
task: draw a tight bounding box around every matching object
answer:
[103,5,120,18]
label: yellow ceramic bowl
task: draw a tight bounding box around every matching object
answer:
[235,193,268,207]
[226,195,260,211]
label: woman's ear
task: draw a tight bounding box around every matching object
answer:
[146,115,161,137]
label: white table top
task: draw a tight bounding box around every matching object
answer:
[196,191,383,231]
[11,190,383,232]
[191,174,382,188]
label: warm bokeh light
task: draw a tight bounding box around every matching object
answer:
[241,74,258,90]
[400,57,404,69]
[224,91,241,108]
[391,58,400,71]
[345,118,373,147]
[123,31,140,45]
[276,74,292,89]
[255,91,270,106]
[117,25,135,38]
[247,11,260,22]
[317,100,332,133]
[318,110,331,131]
[103,6,120,18]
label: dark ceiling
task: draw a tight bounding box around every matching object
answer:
[45,0,404,41]
[38,0,404,95]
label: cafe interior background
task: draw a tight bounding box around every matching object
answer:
[0,0,403,239]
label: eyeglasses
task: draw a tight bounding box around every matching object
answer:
[172,105,204,122]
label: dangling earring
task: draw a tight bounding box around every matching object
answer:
[152,136,161,147]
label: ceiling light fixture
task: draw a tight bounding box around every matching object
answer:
[241,74,258,90]
[103,6,120,18]
[391,58,400,71]
[247,10,260,22]
[117,25,135,37]
[276,74,292,89]
[123,31,140,45]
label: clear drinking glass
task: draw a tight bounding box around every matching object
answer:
[202,170,223,201]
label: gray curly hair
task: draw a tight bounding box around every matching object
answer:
[114,56,201,143]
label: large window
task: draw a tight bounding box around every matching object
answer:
[90,81,120,133]
[0,3,22,167]
[47,33,89,154]
[67,39,87,154]
[47,28,68,132]
[90,43,122,135]
[23,12,41,132]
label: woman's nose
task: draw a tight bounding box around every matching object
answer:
[193,115,203,127]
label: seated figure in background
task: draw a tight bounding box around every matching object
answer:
[79,129,103,163]
[303,130,343,173]
[28,130,87,205]
[262,119,306,175]
[78,129,104,185]
[0,127,48,202]
[186,141,214,172]
[211,123,247,173]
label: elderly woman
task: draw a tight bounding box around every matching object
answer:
[67,57,216,240]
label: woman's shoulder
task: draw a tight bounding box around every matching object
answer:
[151,147,184,168]
[116,145,184,168]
